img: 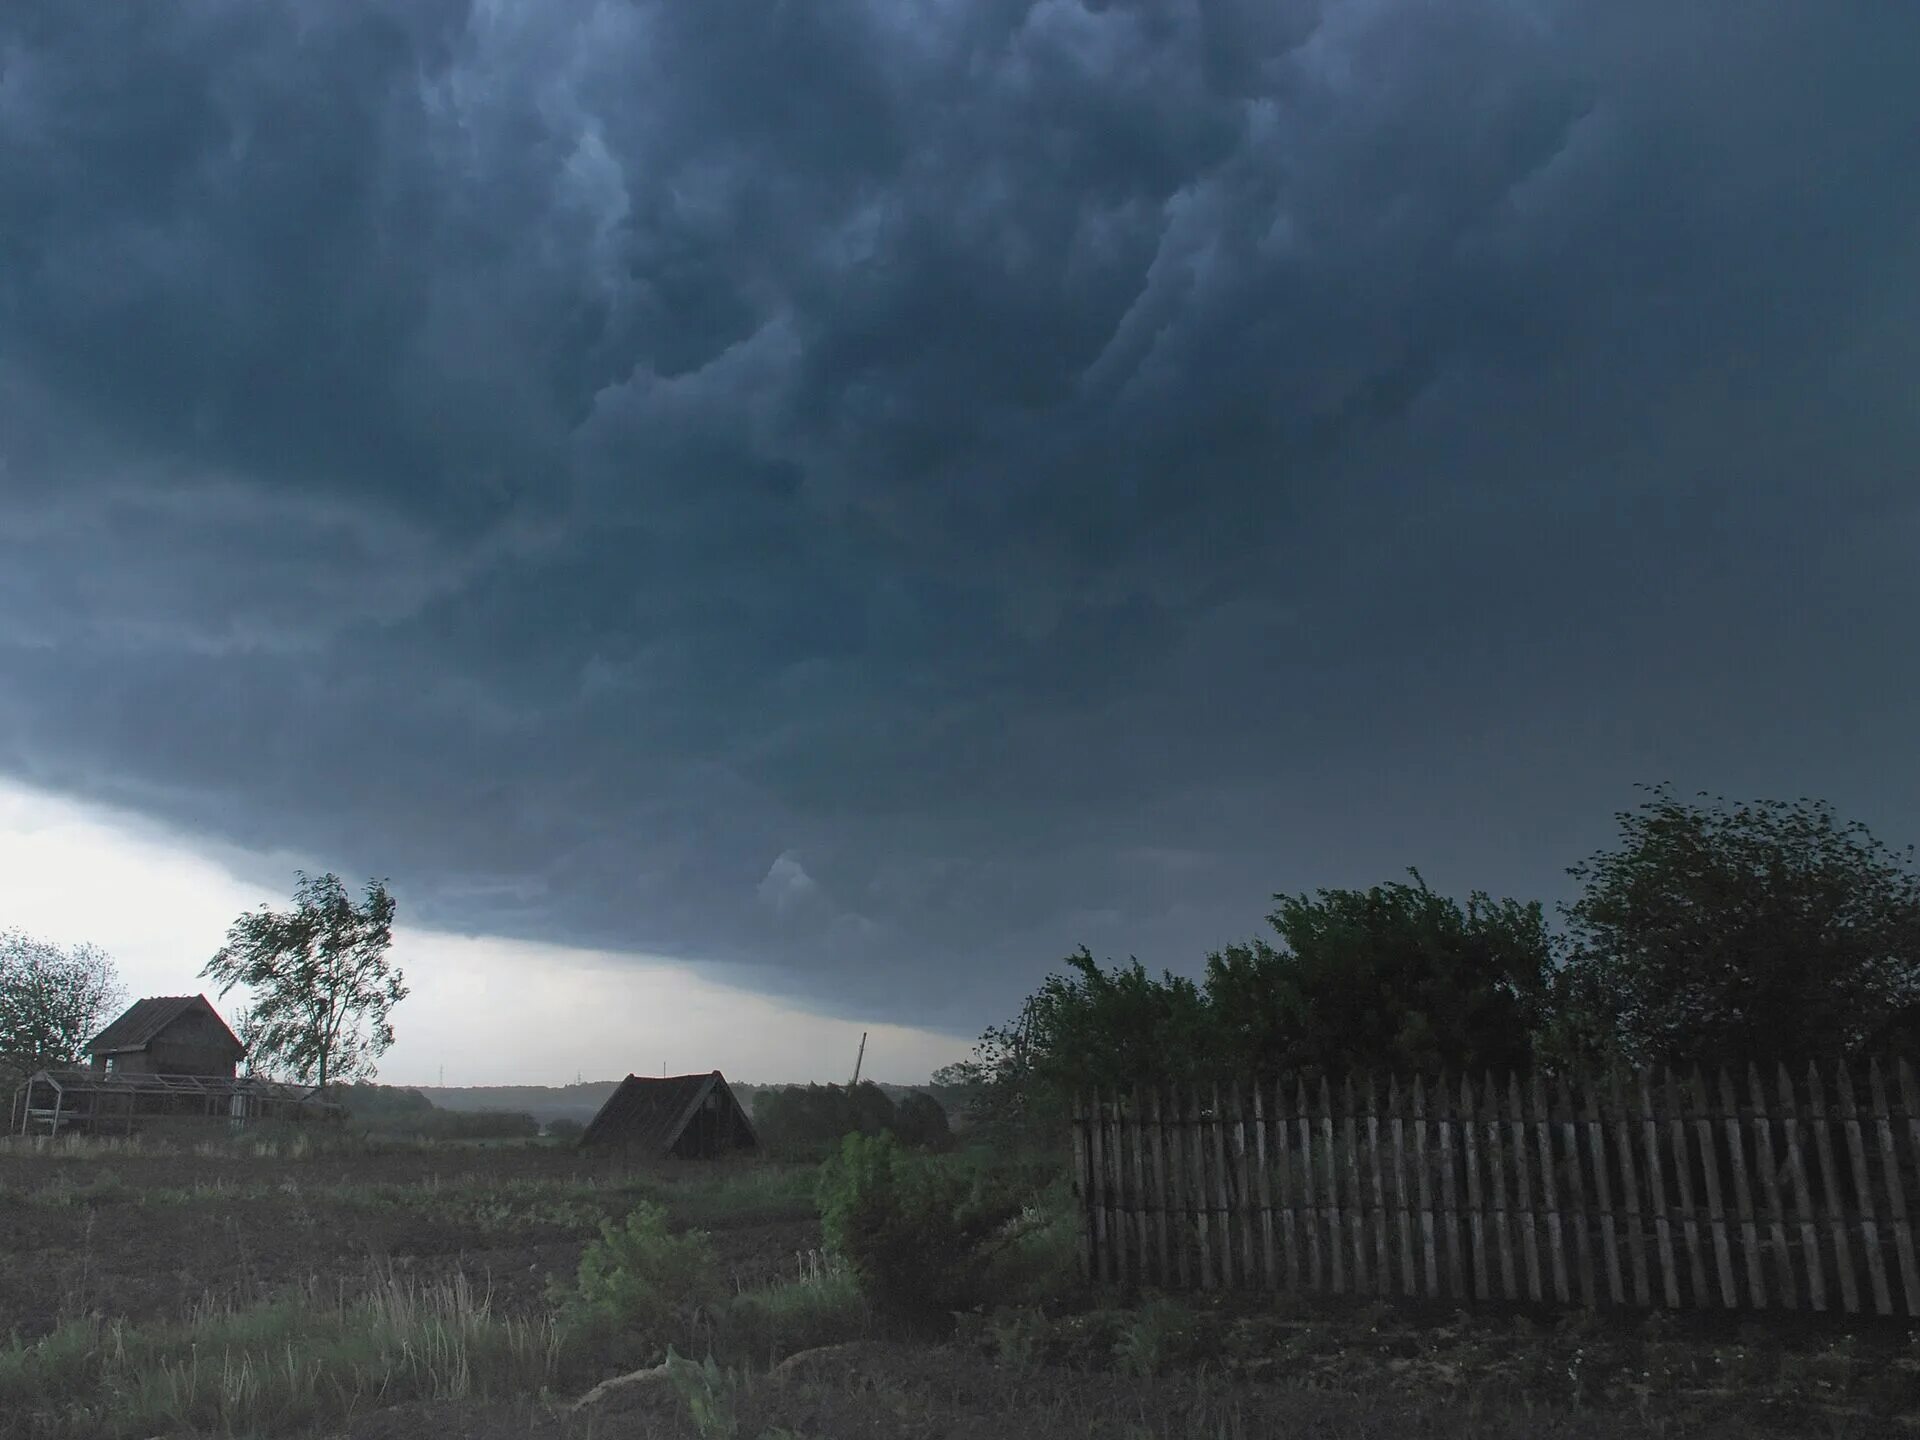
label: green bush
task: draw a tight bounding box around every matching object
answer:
[980,1171,1083,1307]
[816,1133,1024,1319]
[557,1201,719,1368]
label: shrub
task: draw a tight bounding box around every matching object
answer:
[980,1171,1083,1307]
[544,1117,586,1142]
[891,1091,952,1151]
[816,1133,1024,1319]
[557,1201,719,1368]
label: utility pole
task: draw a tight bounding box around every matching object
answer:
[849,1031,868,1088]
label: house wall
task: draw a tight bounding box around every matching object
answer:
[117,1009,241,1078]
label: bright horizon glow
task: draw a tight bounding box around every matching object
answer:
[0,777,971,1087]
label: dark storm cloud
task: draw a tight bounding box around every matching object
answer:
[4,1,1919,1031]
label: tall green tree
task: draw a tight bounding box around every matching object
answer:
[0,931,123,1082]
[202,872,407,1094]
[1550,785,1920,1069]
[938,948,1213,1132]
[1206,870,1552,1078]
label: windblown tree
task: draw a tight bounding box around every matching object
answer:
[0,930,123,1083]
[1548,785,1920,1069]
[937,948,1214,1133]
[1205,870,1552,1079]
[202,873,407,1094]
[946,874,1550,1130]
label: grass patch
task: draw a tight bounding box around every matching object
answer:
[0,1273,561,1440]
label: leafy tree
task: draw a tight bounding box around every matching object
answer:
[890,1090,952,1150]
[942,948,1213,1134]
[1551,785,1920,1069]
[753,1080,899,1158]
[1205,870,1551,1078]
[202,872,407,1094]
[0,931,123,1082]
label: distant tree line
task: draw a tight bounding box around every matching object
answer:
[941,785,1920,1133]
[332,1081,542,1140]
[752,1079,951,1159]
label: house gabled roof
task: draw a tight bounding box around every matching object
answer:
[579,1070,756,1154]
[87,995,246,1058]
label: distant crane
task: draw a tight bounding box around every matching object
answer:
[848,1031,868,1088]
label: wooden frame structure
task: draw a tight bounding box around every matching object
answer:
[9,1067,341,1137]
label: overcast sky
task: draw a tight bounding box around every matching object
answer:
[3,2,1918,1081]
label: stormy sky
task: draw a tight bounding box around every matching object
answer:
[3,1,1918,1056]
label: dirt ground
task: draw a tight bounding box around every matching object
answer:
[0,1142,817,1344]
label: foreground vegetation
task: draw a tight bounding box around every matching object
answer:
[6,1130,1920,1438]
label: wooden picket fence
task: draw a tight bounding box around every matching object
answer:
[1069,1060,1920,1315]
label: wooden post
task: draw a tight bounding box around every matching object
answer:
[1133,1088,1155,1288]
[1275,1079,1300,1291]
[1319,1077,1345,1294]
[1635,1075,1681,1313]
[1438,1073,1467,1299]
[1232,1083,1256,1287]
[1091,1089,1114,1285]
[1211,1084,1235,1289]
[1111,1092,1133,1288]
[1510,1073,1543,1302]
[1170,1084,1192,1290]
[1071,1095,1095,1280]
[1870,1061,1920,1316]
[1778,1064,1828,1311]
[1835,1064,1892,1316]
[1716,1067,1764,1308]
[1390,1076,1416,1296]
[1484,1072,1517,1300]
[1190,1087,1214,1291]
[1611,1069,1651,1307]
[1805,1063,1859,1314]
[1586,1075,1626,1306]
[1460,1074,1489,1300]
[1560,1074,1597,1307]
[1748,1063,1797,1308]
[1414,1075,1439,1297]
[1688,1069,1735,1308]
[1657,1069,1703,1307]
[1365,1075,1392,1294]
[1297,1080,1321,1291]
[1534,1073,1570,1304]
[1148,1087,1171,1286]
[1253,1079,1277,1290]
[1343,1077,1370,1294]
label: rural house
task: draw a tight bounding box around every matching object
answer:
[579,1070,757,1158]
[8,994,338,1137]
[88,994,246,1077]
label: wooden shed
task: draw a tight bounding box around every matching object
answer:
[579,1070,757,1158]
[87,995,246,1078]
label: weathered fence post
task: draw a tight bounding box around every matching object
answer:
[1534,1072,1570,1304]
[1778,1064,1828,1312]
[1835,1063,1891,1316]
[1870,1061,1919,1316]
[1509,1072,1543,1302]
[1611,1069,1651,1308]
[1253,1079,1276,1290]
[1719,1067,1766,1308]
[1806,1062,1859,1314]
[1635,1075,1681,1320]
[1071,1093,1093,1280]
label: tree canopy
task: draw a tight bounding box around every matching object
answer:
[0,930,123,1083]
[202,872,407,1093]
[1549,785,1920,1069]
[947,785,1920,1129]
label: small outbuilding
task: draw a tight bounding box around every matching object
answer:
[7,994,339,1137]
[579,1070,757,1158]
[88,994,247,1078]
